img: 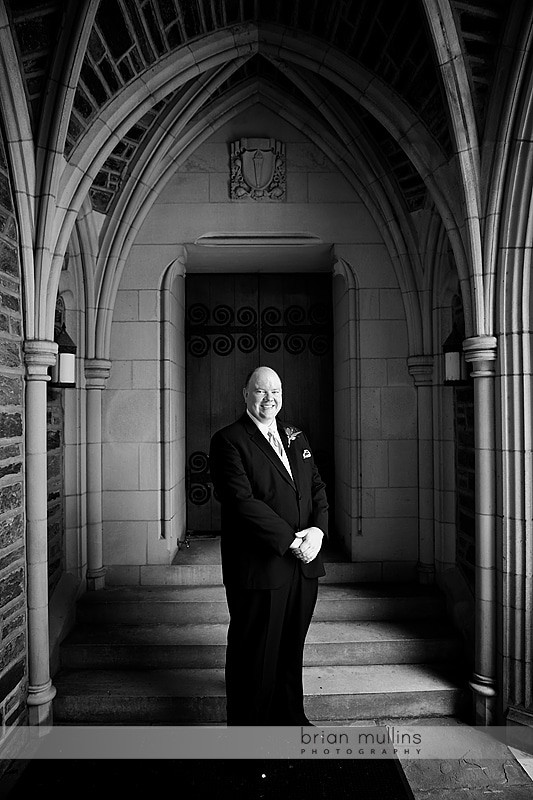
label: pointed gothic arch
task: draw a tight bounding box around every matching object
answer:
[43,22,468,352]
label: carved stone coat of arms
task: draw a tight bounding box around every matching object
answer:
[230,138,286,201]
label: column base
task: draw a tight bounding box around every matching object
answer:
[416,562,435,585]
[86,567,106,591]
[27,681,56,727]
[507,705,533,727]
[470,675,497,725]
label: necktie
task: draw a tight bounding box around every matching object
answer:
[267,427,293,479]
[268,429,284,460]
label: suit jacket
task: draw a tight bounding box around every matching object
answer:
[209,412,328,589]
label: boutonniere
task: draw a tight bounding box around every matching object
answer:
[302,449,311,459]
[284,425,302,448]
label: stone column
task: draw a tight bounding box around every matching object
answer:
[24,340,57,725]
[85,359,111,590]
[464,335,498,724]
[501,331,533,726]
[408,356,435,584]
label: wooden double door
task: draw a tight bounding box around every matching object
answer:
[185,272,334,534]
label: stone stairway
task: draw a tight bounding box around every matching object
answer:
[52,542,469,724]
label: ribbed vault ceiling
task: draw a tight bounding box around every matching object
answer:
[7,0,508,216]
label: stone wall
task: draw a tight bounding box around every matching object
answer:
[0,137,27,728]
[104,106,418,582]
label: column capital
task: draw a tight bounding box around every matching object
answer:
[332,257,356,289]
[24,340,57,379]
[162,250,187,290]
[85,358,112,389]
[407,355,434,386]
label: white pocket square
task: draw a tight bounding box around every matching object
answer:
[302,449,311,459]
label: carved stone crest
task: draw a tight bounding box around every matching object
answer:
[230,138,286,201]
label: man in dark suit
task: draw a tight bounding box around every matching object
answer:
[209,365,328,725]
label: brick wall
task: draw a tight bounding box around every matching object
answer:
[47,392,64,594]
[0,136,27,728]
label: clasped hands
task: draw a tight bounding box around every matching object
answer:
[289,526,324,564]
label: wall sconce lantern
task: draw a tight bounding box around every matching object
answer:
[443,324,467,385]
[50,323,77,388]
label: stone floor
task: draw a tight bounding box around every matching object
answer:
[2,718,531,799]
[367,717,533,799]
[278,715,533,799]
[171,536,533,798]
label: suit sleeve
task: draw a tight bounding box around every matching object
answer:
[308,440,329,537]
[209,431,296,556]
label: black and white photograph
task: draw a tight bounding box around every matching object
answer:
[0,1,532,797]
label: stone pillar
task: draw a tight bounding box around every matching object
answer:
[499,327,533,726]
[408,356,435,584]
[24,340,57,725]
[463,335,498,724]
[85,359,111,590]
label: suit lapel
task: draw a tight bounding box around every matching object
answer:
[279,422,302,492]
[241,414,296,488]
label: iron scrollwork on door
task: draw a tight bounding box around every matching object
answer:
[261,304,331,355]
[186,304,258,357]
[187,451,212,506]
[186,301,331,358]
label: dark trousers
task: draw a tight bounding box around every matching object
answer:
[224,567,318,725]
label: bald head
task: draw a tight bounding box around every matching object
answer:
[243,366,282,424]
[244,366,281,391]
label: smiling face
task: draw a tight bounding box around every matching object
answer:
[243,367,283,424]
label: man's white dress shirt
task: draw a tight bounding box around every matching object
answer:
[246,410,293,479]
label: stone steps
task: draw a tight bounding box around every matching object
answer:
[53,578,468,724]
[140,560,396,586]
[53,663,467,724]
[74,582,446,624]
[60,619,462,669]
